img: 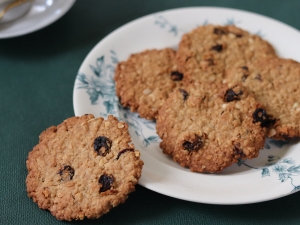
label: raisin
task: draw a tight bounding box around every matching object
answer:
[58,165,74,181]
[99,174,114,192]
[94,136,112,156]
[116,148,134,160]
[233,144,245,158]
[252,108,276,128]
[211,44,223,52]
[179,89,189,101]
[213,28,227,35]
[183,135,203,152]
[235,34,243,38]
[255,74,262,81]
[224,88,243,102]
[205,58,215,66]
[241,66,248,71]
[170,71,184,81]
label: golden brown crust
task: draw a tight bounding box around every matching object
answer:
[26,114,143,221]
[176,24,276,85]
[114,48,181,120]
[224,57,300,140]
[156,82,268,173]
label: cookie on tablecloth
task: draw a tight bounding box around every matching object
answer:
[176,24,276,85]
[114,48,182,120]
[26,114,143,221]
[224,57,300,140]
[156,82,273,173]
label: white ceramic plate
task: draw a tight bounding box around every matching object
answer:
[0,0,75,39]
[73,7,300,204]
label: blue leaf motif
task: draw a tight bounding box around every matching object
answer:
[269,140,289,148]
[262,168,270,177]
[292,186,300,193]
[273,164,287,173]
[103,101,115,114]
[281,158,295,164]
[278,173,290,182]
[264,143,271,149]
[89,65,100,77]
[237,159,245,166]
[77,73,89,85]
[287,165,300,173]
[87,88,100,104]
[145,135,160,144]
[96,56,106,77]
[143,139,150,147]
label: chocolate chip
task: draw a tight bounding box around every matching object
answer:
[213,28,227,35]
[183,135,203,152]
[255,74,262,81]
[179,89,189,101]
[224,88,243,102]
[241,66,248,71]
[116,148,134,160]
[241,66,249,82]
[252,108,276,128]
[99,174,114,192]
[58,165,75,181]
[94,136,112,156]
[211,44,223,52]
[171,71,184,81]
[235,34,243,38]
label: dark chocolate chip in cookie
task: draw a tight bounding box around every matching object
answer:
[116,148,134,160]
[170,71,184,81]
[213,27,227,35]
[99,174,114,192]
[252,108,276,128]
[183,135,203,152]
[224,88,243,102]
[58,165,75,182]
[179,89,189,101]
[94,136,112,156]
[211,44,223,52]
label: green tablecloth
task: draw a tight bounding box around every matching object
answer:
[1,0,300,224]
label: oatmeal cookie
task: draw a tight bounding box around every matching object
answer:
[156,82,272,173]
[114,48,182,120]
[26,114,143,221]
[224,57,300,140]
[177,24,276,85]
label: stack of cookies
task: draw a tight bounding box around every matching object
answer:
[115,24,300,173]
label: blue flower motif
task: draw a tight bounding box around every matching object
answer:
[273,164,287,174]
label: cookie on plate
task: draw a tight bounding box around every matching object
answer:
[26,114,143,221]
[114,48,182,120]
[176,24,276,85]
[156,82,273,173]
[224,57,300,140]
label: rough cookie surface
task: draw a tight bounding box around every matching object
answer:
[224,57,300,139]
[156,82,269,173]
[26,114,143,221]
[176,25,276,85]
[114,48,181,120]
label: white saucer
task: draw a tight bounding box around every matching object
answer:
[0,0,75,38]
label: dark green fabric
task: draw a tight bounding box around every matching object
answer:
[1,0,300,224]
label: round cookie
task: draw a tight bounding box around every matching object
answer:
[224,57,300,140]
[26,114,143,221]
[176,24,276,85]
[156,82,272,173]
[114,48,182,120]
